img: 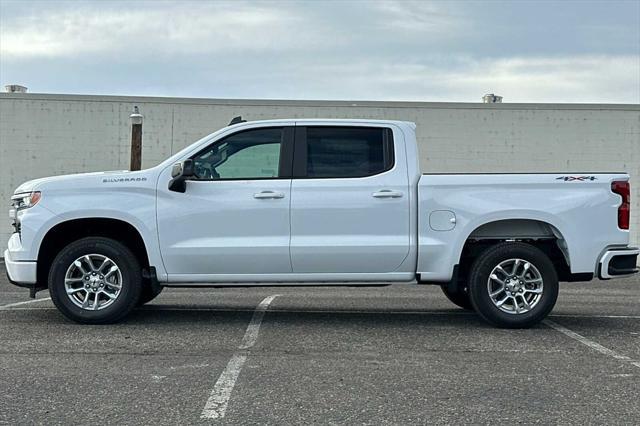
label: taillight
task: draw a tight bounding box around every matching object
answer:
[611,181,630,230]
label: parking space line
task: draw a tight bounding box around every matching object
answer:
[0,297,51,310]
[201,294,279,420]
[238,295,279,350]
[200,354,248,419]
[551,314,640,319]
[544,319,639,369]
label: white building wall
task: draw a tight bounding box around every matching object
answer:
[1,93,638,249]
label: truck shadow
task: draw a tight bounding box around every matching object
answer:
[128,305,636,330]
[127,304,494,328]
[1,305,496,328]
[4,304,631,331]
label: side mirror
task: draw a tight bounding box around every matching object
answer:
[171,162,182,178]
[182,159,195,178]
[168,159,195,193]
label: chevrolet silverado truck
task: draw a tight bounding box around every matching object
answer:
[5,118,638,327]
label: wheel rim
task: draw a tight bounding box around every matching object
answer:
[486,258,543,315]
[64,254,123,311]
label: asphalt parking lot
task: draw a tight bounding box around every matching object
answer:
[1,261,638,425]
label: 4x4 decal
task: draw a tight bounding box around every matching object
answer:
[556,176,597,181]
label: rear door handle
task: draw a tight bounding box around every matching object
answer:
[372,190,403,198]
[253,191,285,199]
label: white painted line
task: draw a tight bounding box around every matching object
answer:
[200,294,279,420]
[201,354,248,419]
[544,319,639,368]
[239,294,279,350]
[551,314,640,320]
[0,297,51,310]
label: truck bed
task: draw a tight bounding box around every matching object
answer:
[416,172,630,282]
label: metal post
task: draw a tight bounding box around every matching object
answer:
[129,106,143,171]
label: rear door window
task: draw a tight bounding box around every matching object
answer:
[301,127,394,178]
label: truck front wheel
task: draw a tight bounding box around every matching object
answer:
[467,242,559,328]
[48,237,142,324]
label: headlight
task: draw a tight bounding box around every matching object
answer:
[10,191,41,211]
[9,191,40,234]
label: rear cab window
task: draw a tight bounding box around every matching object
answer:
[294,126,394,178]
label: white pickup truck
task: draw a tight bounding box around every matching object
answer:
[5,118,638,327]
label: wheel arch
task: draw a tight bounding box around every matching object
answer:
[456,217,578,283]
[37,217,150,287]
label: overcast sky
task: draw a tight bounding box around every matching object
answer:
[0,0,638,103]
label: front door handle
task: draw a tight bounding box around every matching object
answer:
[372,190,403,198]
[253,191,285,199]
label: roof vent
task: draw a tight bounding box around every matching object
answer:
[5,84,28,93]
[482,93,502,103]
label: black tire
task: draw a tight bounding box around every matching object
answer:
[440,282,473,310]
[467,242,559,329]
[48,237,142,324]
[137,285,163,306]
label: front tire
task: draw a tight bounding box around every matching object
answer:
[48,237,142,324]
[467,242,559,328]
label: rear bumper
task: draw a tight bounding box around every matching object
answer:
[3,249,37,284]
[598,247,639,279]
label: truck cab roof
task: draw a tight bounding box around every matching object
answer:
[227,118,417,128]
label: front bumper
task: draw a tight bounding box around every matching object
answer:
[3,248,37,284]
[598,247,639,279]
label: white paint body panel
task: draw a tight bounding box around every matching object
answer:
[8,170,166,281]
[417,173,630,281]
[289,122,411,274]
[157,178,292,275]
[4,118,633,286]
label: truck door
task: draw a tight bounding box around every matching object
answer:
[290,125,410,274]
[156,126,294,278]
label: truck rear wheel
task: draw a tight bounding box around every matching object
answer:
[440,282,473,310]
[467,242,558,328]
[48,237,142,324]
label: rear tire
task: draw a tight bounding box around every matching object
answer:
[440,282,473,310]
[467,242,558,329]
[48,237,142,324]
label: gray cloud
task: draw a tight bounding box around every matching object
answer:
[0,0,638,103]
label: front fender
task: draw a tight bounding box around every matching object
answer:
[28,188,166,280]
